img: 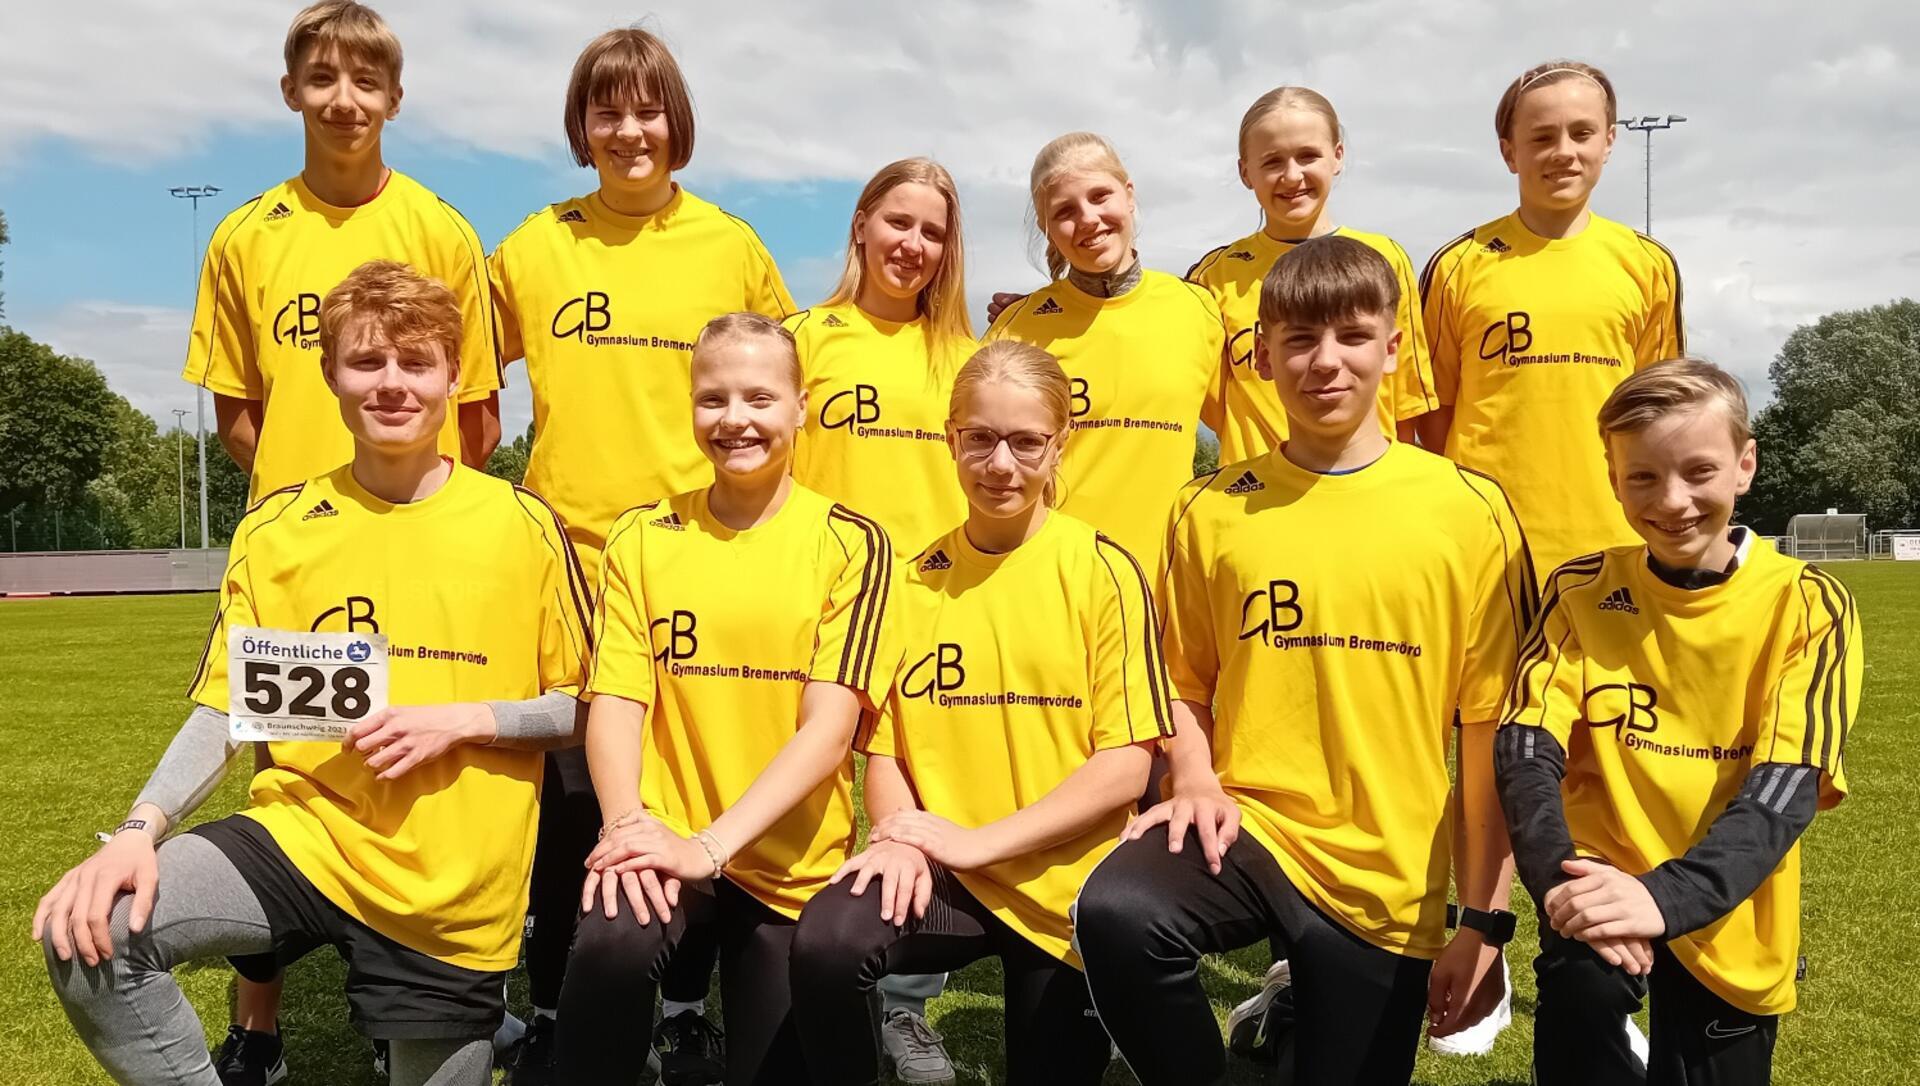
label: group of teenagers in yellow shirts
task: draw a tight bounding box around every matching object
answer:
[33,4,1863,1086]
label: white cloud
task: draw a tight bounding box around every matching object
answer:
[7,0,1919,406]
[18,300,199,422]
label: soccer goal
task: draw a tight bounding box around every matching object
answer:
[1784,513,1868,561]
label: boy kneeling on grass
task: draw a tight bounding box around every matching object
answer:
[1497,357,1863,1085]
[36,260,592,1086]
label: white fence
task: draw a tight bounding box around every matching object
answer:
[0,549,222,596]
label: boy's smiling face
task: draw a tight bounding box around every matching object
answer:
[282,44,400,161]
[1607,406,1758,569]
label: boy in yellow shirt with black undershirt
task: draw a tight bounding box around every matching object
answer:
[1076,236,1532,1086]
[1498,359,1862,1085]
[40,261,590,1086]
[185,1,502,504]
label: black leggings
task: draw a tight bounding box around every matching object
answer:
[555,876,801,1085]
[790,865,1110,1086]
[525,747,718,1009]
[1076,825,1432,1086]
[1533,926,1778,1085]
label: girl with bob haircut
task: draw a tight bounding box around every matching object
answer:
[1420,59,1685,579]
[488,26,794,1080]
[986,133,1225,581]
[789,340,1171,1086]
[555,314,898,1085]
[1188,86,1439,460]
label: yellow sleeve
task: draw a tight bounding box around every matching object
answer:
[808,508,900,710]
[487,245,525,369]
[1758,567,1862,806]
[1419,237,1468,408]
[1387,241,1440,420]
[518,489,593,698]
[1159,480,1218,704]
[186,493,282,708]
[744,228,796,319]
[1501,561,1598,748]
[857,700,900,759]
[1635,238,1686,365]
[1193,287,1229,433]
[1090,536,1175,748]
[435,206,504,401]
[585,510,657,705]
[1458,471,1540,723]
[182,202,262,399]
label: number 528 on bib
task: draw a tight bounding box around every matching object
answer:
[228,626,390,741]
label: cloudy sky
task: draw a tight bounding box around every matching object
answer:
[3,0,1916,438]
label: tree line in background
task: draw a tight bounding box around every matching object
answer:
[1,299,1915,553]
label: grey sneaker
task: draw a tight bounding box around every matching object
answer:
[881,1008,955,1085]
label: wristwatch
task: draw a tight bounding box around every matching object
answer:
[1446,903,1517,945]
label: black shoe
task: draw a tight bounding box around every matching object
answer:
[212,1025,288,1086]
[654,1010,725,1086]
[507,1014,558,1085]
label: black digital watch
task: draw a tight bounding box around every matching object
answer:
[1446,903,1517,945]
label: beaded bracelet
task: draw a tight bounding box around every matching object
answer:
[597,807,647,840]
[693,828,730,878]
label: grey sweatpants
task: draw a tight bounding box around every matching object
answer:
[42,833,490,1086]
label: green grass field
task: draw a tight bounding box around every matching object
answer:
[3,565,1915,1085]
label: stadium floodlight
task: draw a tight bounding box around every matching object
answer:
[1614,115,1688,234]
[172,408,189,549]
[169,185,221,549]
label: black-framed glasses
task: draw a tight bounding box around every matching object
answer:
[954,426,1056,465]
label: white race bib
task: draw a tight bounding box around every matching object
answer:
[227,627,389,741]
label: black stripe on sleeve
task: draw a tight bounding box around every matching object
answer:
[514,485,596,656]
[1418,229,1475,302]
[1452,465,1542,648]
[827,506,893,691]
[719,210,792,318]
[187,194,268,388]
[183,483,306,697]
[1184,243,1230,283]
[1635,232,1686,357]
[1502,555,1605,728]
[1799,566,1854,771]
[1094,534,1175,740]
[434,195,505,388]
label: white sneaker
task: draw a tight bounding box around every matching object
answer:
[1226,959,1292,1061]
[1427,957,1512,1056]
[881,1008,956,1085]
[1625,1014,1650,1065]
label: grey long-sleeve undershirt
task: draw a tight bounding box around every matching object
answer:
[1495,724,1818,938]
[131,691,584,831]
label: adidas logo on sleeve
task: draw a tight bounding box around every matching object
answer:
[1223,470,1265,495]
[1483,237,1511,253]
[649,511,686,531]
[1032,297,1065,316]
[301,499,338,521]
[264,202,294,222]
[556,208,587,224]
[1597,586,1639,614]
[920,549,953,572]
[1225,250,1256,261]
[822,313,848,328]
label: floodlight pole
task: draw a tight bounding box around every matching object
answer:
[170,184,221,548]
[172,408,189,548]
[1614,115,1687,234]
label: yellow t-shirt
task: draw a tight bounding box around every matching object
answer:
[186,463,591,970]
[587,484,897,918]
[786,302,973,559]
[1502,539,1861,1014]
[183,172,503,502]
[1420,212,1684,574]
[986,271,1225,579]
[1186,225,1439,460]
[1162,443,1535,956]
[489,187,796,580]
[864,513,1172,965]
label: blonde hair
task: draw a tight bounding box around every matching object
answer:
[284,1,402,85]
[1598,358,1752,448]
[564,27,697,171]
[1027,132,1133,281]
[948,341,1072,506]
[1495,59,1617,139]
[1237,86,1342,158]
[823,158,974,348]
[692,311,802,392]
[318,260,463,377]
